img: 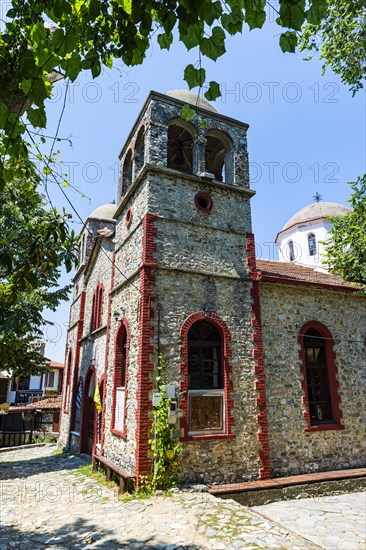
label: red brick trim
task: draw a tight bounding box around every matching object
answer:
[91,283,104,332]
[101,252,115,451]
[179,311,235,440]
[111,318,130,438]
[69,290,86,439]
[246,233,271,480]
[63,349,73,413]
[298,320,344,432]
[194,191,213,213]
[135,213,157,480]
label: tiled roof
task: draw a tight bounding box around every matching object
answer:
[256,259,358,291]
[27,396,62,410]
[44,360,64,370]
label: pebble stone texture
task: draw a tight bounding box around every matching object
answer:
[59,89,366,485]
[260,283,366,476]
[4,445,364,550]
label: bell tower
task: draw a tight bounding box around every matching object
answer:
[108,90,269,483]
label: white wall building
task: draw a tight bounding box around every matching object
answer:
[276,202,351,271]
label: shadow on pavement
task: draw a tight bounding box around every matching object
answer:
[0,450,87,480]
[0,517,201,549]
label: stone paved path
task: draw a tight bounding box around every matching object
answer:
[252,492,366,550]
[0,446,361,549]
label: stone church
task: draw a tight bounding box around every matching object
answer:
[59,90,365,484]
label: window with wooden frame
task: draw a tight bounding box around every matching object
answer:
[91,284,104,332]
[299,322,344,432]
[111,322,128,436]
[308,233,317,256]
[188,321,224,434]
[44,371,55,388]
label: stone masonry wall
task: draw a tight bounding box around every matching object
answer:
[100,182,149,473]
[144,171,263,483]
[260,282,366,475]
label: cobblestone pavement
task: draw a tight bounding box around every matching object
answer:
[0,446,361,549]
[252,492,366,550]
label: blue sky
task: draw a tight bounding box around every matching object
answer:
[41,13,366,361]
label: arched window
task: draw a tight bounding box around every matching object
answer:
[187,320,224,433]
[288,240,295,262]
[63,350,72,412]
[73,378,83,433]
[205,130,232,183]
[91,284,104,332]
[299,322,343,431]
[304,329,332,423]
[134,126,145,174]
[122,149,132,195]
[111,322,129,435]
[308,233,317,256]
[167,119,195,174]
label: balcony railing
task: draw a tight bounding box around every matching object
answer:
[15,390,43,404]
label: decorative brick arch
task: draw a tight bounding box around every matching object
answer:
[111,318,130,438]
[179,311,235,441]
[299,320,344,432]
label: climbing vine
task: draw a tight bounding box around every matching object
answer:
[147,355,182,491]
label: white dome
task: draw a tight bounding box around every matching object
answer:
[165,89,218,113]
[282,202,351,232]
[89,203,117,221]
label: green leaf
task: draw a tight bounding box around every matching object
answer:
[116,0,132,15]
[221,11,244,35]
[81,50,99,69]
[89,0,101,18]
[278,1,306,31]
[30,23,47,46]
[244,0,266,30]
[27,107,47,128]
[157,32,173,50]
[91,60,101,78]
[305,0,328,25]
[0,103,8,129]
[279,31,298,53]
[161,11,177,33]
[51,28,65,49]
[64,52,81,81]
[184,64,206,89]
[200,26,226,61]
[204,81,221,101]
[180,22,204,50]
[181,104,196,121]
[201,1,222,26]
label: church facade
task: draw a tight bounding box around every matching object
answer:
[59,90,365,484]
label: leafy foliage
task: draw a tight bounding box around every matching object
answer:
[323,175,366,291]
[0,168,77,374]
[0,1,335,191]
[300,0,366,95]
[146,356,182,490]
